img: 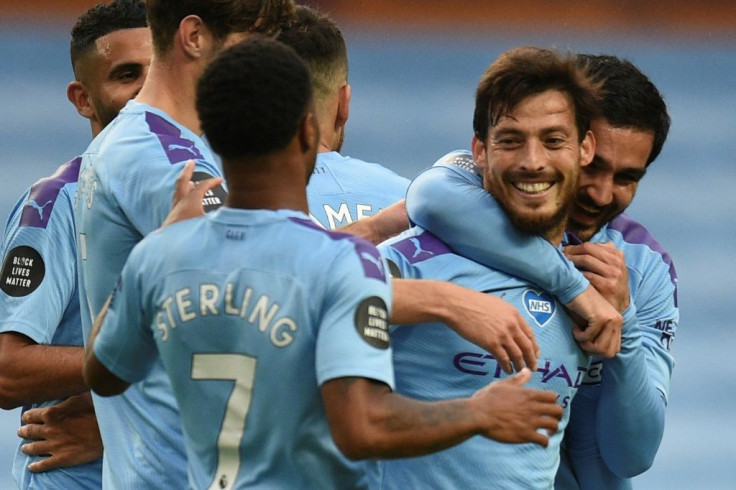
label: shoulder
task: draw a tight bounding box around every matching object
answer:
[604,214,676,277]
[16,157,81,230]
[319,152,409,184]
[380,228,454,264]
[288,216,388,282]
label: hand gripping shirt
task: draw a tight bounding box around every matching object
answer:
[375,227,592,490]
[93,208,394,489]
[307,151,409,230]
[74,100,226,489]
[0,157,102,489]
[404,150,678,489]
[558,214,678,489]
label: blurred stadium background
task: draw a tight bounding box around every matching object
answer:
[1,1,735,488]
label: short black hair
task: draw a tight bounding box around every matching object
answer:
[70,0,148,75]
[474,46,602,143]
[276,5,348,98]
[577,54,670,165]
[145,0,295,56]
[197,36,312,159]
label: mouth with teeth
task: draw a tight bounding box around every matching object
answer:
[513,181,554,194]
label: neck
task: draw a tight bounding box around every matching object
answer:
[224,153,310,214]
[135,53,202,134]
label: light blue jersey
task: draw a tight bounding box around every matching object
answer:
[0,157,102,489]
[376,228,597,490]
[307,151,408,229]
[559,214,678,489]
[93,207,394,489]
[404,150,678,489]
[74,100,226,489]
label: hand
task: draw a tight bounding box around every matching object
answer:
[471,368,563,447]
[565,286,623,358]
[339,200,409,245]
[162,160,224,227]
[564,242,629,312]
[17,392,102,472]
[442,286,540,373]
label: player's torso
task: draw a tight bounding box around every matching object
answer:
[378,229,589,489]
[143,210,380,489]
[307,152,408,230]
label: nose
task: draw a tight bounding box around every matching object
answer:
[584,175,613,206]
[520,140,547,172]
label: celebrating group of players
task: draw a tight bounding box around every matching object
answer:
[0,0,678,489]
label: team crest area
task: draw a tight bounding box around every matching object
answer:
[522,289,556,327]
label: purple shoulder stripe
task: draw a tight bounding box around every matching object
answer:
[608,213,678,305]
[289,217,387,282]
[145,111,204,164]
[20,157,81,229]
[392,230,452,264]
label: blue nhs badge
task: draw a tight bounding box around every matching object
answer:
[522,289,556,327]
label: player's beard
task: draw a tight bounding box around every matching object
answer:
[485,166,578,242]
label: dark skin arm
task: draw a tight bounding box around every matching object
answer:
[322,369,562,460]
[0,333,86,410]
[391,278,539,373]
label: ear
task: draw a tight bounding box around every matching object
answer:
[335,83,351,130]
[178,15,206,58]
[67,81,95,120]
[299,108,320,153]
[579,129,596,168]
[471,134,488,170]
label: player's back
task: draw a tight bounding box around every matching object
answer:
[307,151,408,230]
[128,207,392,489]
[377,228,590,490]
[74,100,223,488]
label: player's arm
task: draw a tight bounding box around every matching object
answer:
[84,249,158,397]
[390,278,539,373]
[0,334,86,409]
[407,152,622,357]
[565,241,674,476]
[339,200,410,245]
[321,369,562,460]
[83,296,130,396]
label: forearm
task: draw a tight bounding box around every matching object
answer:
[390,278,464,325]
[596,307,665,476]
[324,378,479,460]
[0,334,85,409]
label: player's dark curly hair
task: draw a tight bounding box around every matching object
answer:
[145,0,295,56]
[577,54,670,165]
[70,0,147,75]
[473,46,603,143]
[276,5,347,99]
[197,36,312,159]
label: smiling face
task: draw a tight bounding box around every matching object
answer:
[75,27,152,132]
[473,89,595,244]
[568,118,653,240]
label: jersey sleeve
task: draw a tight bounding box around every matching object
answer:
[405,150,589,304]
[92,243,158,384]
[594,255,678,477]
[0,190,78,344]
[315,240,394,389]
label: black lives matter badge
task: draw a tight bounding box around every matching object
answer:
[355,296,390,349]
[191,171,227,213]
[1,246,45,297]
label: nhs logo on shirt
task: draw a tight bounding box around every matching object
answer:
[522,289,556,327]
